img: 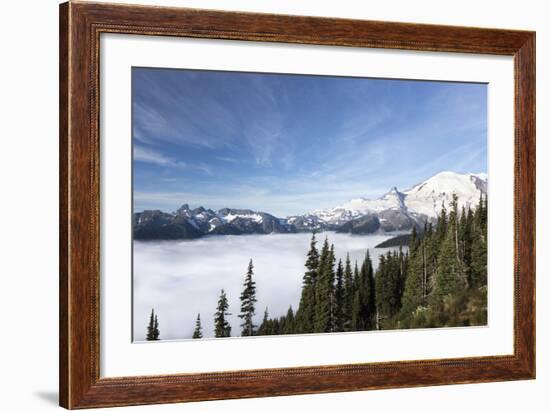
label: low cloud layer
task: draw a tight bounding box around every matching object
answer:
[133,233,402,341]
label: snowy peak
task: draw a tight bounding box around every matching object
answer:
[378,186,406,207]
[307,171,487,231]
[404,171,487,219]
[317,186,406,223]
[405,171,484,196]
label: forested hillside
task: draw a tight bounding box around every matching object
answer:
[146,193,487,340]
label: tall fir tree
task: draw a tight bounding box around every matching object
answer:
[435,201,448,251]
[333,259,345,332]
[458,205,473,286]
[146,308,160,341]
[409,225,419,251]
[351,289,362,331]
[470,194,488,288]
[328,245,336,327]
[295,233,320,333]
[423,222,437,296]
[272,318,280,334]
[362,250,376,330]
[397,247,408,305]
[283,306,295,334]
[375,251,402,328]
[374,254,387,327]
[350,262,362,331]
[239,259,258,336]
[192,313,203,339]
[401,230,425,316]
[314,239,335,333]
[431,194,468,304]
[146,308,155,341]
[342,253,354,331]
[214,289,231,338]
[257,307,270,336]
[153,314,160,340]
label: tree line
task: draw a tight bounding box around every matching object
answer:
[145,193,487,340]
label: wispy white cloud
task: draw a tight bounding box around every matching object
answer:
[134,145,217,176]
[133,70,291,167]
[196,163,214,176]
[133,145,186,168]
[216,156,238,164]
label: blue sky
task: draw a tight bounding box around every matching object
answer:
[132,67,487,217]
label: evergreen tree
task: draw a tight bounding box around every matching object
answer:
[353,261,360,286]
[239,259,258,336]
[401,239,424,317]
[146,309,155,340]
[351,289,362,331]
[351,250,375,331]
[328,245,336,326]
[375,251,402,328]
[409,225,419,252]
[424,222,437,296]
[362,250,376,330]
[333,259,345,332]
[470,195,488,288]
[473,192,487,233]
[397,247,408,305]
[435,201,448,250]
[257,307,270,336]
[350,262,362,331]
[295,233,320,333]
[314,239,335,333]
[283,306,295,334]
[146,308,160,341]
[272,318,280,335]
[342,254,354,331]
[278,315,286,335]
[214,289,231,338]
[465,207,475,264]
[153,314,160,340]
[401,225,422,315]
[375,254,387,327]
[431,194,468,304]
[459,206,473,286]
[192,313,202,339]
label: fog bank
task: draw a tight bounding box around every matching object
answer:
[133,232,403,341]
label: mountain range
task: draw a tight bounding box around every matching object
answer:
[133,171,487,240]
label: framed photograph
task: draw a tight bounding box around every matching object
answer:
[59,1,535,409]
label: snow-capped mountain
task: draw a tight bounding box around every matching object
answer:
[133,171,487,239]
[134,205,294,240]
[303,171,487,233]
[404,171,487,219]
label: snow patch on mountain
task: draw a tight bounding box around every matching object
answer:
[223,212,263,224]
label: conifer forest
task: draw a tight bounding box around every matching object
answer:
[145,194,488,340]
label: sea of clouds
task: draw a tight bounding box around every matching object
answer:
[133,232,402,341]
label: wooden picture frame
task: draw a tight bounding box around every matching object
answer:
[59,1,535,408]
